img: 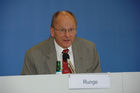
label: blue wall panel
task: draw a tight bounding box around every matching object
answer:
[0,0,140,76]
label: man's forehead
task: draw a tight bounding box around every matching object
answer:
[55,13,76,26]
[51,11,77,28]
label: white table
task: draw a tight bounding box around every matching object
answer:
[0,72,140,93]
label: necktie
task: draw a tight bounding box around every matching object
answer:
[62,49,72,74]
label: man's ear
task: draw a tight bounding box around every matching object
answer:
[50,27,54,37]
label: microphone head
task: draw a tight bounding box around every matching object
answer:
[63,53,70,61]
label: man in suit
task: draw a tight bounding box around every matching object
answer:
[21,10,101,75]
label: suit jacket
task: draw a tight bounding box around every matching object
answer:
[21,37,101,75]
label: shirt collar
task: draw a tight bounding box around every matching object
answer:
[54,39,72,55]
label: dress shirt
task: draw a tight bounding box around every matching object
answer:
[54,40,75,74]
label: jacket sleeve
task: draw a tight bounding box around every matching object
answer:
[21,51,37,75]
[92,46,102,73]
[87,43,102,73]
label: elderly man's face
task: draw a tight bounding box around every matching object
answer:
[50,13,77,48]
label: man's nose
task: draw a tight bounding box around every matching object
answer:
[64,30,70,37]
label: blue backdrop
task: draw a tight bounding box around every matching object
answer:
[0,0,140,76]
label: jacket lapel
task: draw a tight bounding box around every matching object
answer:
[72,38,84,73]
[43,38,57,74]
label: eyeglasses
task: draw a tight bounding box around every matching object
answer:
[54,27,76,34]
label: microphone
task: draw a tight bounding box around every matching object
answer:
[63,53,70,61]
[63,53,76,73]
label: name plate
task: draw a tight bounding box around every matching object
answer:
[69,74,110,89]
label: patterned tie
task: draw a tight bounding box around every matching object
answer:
[62,49,72,74]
